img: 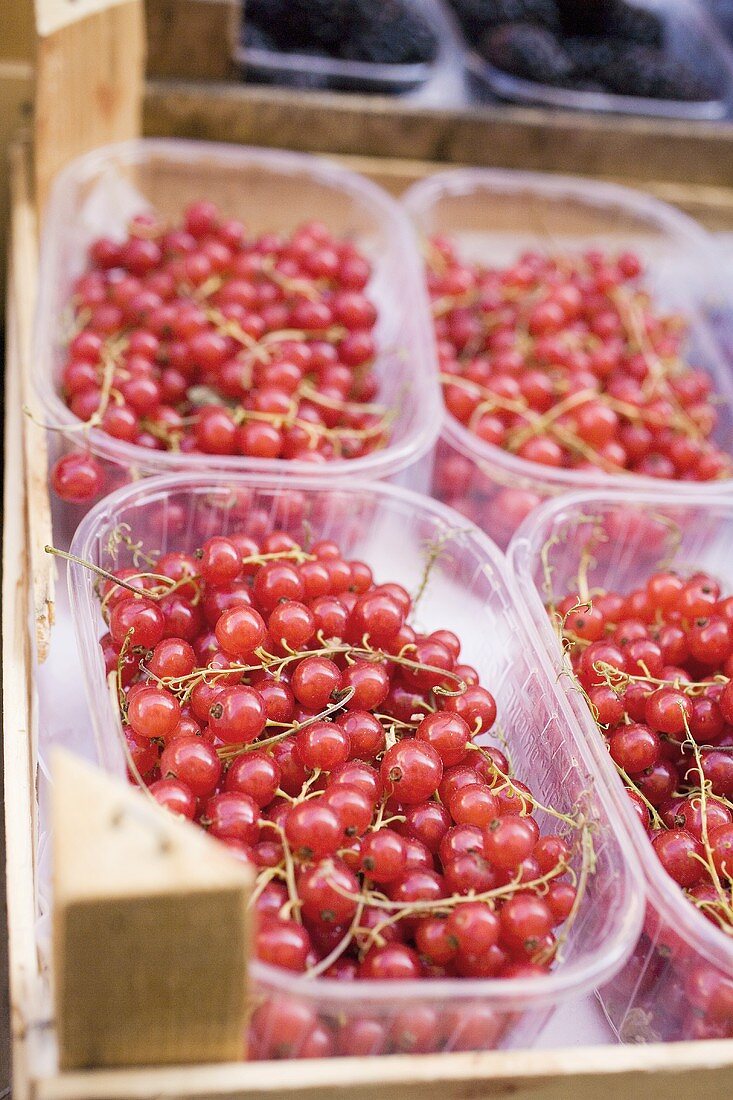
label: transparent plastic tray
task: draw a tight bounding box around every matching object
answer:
[462,0,733,120]
[235,0,444,94]
[403,167,733,550]
[65,472,643,1056]
[34,140,441,517]
[510,489,733,1042]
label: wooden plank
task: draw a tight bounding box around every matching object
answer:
[2,0,34,62]
[52,751,253,1070]
[143,81,733,189]
[31,1037,733,1100]
[9,139,54,660]
[34,0,145,217]
[5,140,42,1100]
[0,62,34,297]
[146,0,239,81]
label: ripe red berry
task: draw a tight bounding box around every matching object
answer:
[204,791,259,845]
[214,605,267,658]
[360,828,407,883]
[284,800,342,861]
[416,711,472,766]
[224,751,280,806]
[291,657,342,710]
[298,859,359,925]
[51,452,104,503]
[160,736,221,798]
[483,816,537,870]
[208,685,266,745]
[380,740,443,805]
[127,686,181,740]
[358,943,423,980]
[295,720,350,771]
[110,597,165,648]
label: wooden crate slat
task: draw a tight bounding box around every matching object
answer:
[9,140,54,659]
[29,1037,733,1099]
[143,82,733,189]
[5,138,43,1100]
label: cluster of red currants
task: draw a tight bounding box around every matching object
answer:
[557,568,733,933]
[52,202,388,504]
[427,239,731,481]
[556,560,733,1040]
[95,528,584,1058]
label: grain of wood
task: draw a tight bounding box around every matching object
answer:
[146,0,239,81]
[2,0,35,62]
[52,749,253,1070]
[0,63,34,297]
[9,141,54,660]
[30,1036,733,1099]
[34,0,145,216]
[5,140,43,1100]
[143,82,733,190]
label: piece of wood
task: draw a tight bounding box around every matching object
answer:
[10,139,54,660]
[34,0,145,217]
[143,81,733,189]
[29,1036,733,1099]
[146,0,239,81]
[52,749,253,1071]
[0,61,34,297]
[5,139,42,1100]
[2,0,35,62]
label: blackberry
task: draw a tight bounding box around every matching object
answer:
[343,0,438,64]
[247,0,346,54]
[556,0,609,36]
[447,0,560,39]
[598,46,716,100]
[605,1,664,48]
[480,22,573,83]
[245,0,281,25]
[564,35,627,78]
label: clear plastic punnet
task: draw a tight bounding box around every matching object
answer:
[34,140,441,521]
[403,167,733,550]
[509,490,733,1043]
[65,473,643,1057]
[463,0,733,120]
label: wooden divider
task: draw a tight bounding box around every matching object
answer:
[52,751,253,1070]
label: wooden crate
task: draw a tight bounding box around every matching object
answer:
[8,133,733,1100]
[7,2,733,1095]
